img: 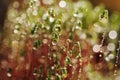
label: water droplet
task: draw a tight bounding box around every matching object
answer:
[80,33,86,39]
[15,25,19,29]
[33,47,37,50]
[94,51,104,63]
[73,12,83,18]
[99,10,108,24]
[30,0,38,7]
[51,66,55,70]
[32,10,38,16]
[72,58,77,64]
[99,54,102,57]
[33,73,37,76]
[75,20,82,30]
[42,13,49,20]
[105,57,110,62]
[43,39,48,44]
[48,8,55,17]
[115,64,117,67]
[59,0,66,8]
[93,44,100,52]
[14,29,19,34]
[21,13,26,19]
[49,17,54,22]
[79,69,82,73]
[75,25,80,30]
[27,8,32,15]
[52,40,57,46]
[33,68,38,75]
[108,54,114,59]
[13,1,19,8]
[54,25,61,34]
[77,13,83,18]
[109,30,117,39]
[93,23,103,33]
[7,73,12,77]
[73,13,77,17]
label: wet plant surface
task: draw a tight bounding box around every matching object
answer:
[0,0,120,80]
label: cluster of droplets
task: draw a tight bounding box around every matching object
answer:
[3,0,120,80]
[92,10,109,60]
[66,39,83,79]
[92,8,120,80]
[114,41,120,77]
[99,10,109,46]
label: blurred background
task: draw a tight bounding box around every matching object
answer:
[90,0,120,11]
[0,0,12,42]
[0,0,120,29]
[0,0,11,31]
